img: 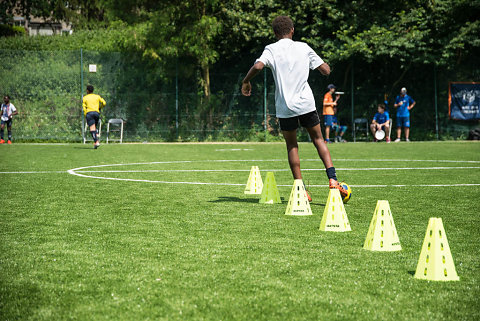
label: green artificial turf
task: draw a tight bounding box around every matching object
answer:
[1,141,479,320]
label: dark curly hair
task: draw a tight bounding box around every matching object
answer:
[272,16,294,37]
[86,85,94,93]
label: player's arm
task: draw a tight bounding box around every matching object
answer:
[82,98,87,115]
[11,109,18,117]
[382,114,390,126]
[99,97,106,109]
[394,97,402,108]
[408,99,416,110]
[317,63,330,76]
[241,61,264,97]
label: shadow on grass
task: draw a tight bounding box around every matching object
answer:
[210,196,326,207]
[73,146,96,150]
[407,271,416,276]
[209,196,286,204]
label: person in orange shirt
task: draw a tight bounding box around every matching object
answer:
[323,84,340,143]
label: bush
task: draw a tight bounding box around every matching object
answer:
[0,24,26,37]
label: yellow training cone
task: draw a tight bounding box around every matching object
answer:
[244,166,263,194]
[414,218,459,281]
[259,172,281,204]
[285,179,312,215]
[319,189,351,232]
[363,200,401,251]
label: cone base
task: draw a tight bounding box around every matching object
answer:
[285,212,313,216]
[414,273,459,282]
[363,245,402,252]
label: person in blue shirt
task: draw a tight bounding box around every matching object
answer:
[394,87,415,142]
[370,103,390,142]
[332,107,347,142]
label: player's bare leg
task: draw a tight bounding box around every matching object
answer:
[7,125,12,144]
[305,124,333,168]
[282,129,302,179]
[405,127,410,141]
[89,123,100,149]
[384,124,391,142]
[396,127,402,141]
[306,124,347,197]
[282,129,313,201]
[325,125,331,142]
[0,123,4,144]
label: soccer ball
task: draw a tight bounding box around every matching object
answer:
[340,182,352,203]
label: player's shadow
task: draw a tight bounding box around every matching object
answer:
[209,196,285,204]
[407,271,416,276]
[73,146,96,150]
[209,196,325,206]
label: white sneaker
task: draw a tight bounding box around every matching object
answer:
[406,139,411,142]
[394,138,401,142]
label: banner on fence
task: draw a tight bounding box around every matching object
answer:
[449,82,480,120]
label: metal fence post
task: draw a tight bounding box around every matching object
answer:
[434,64,439,140]
[264,68,267,142]
[176,59,179,140]
[81,48,85,143]
[351,60,355,142]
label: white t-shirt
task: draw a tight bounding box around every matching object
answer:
[1,103,16,121]
[256,38,324,118]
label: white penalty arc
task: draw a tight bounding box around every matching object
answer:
[65,160,480,188]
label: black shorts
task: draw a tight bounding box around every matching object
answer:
[278,110,320,131]
[1,118,12,127]
[86,112,100,126]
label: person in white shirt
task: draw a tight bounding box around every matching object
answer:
[1,95,18,144]
[241,16,348,201]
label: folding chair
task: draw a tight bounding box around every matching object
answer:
[353,118,369,142]
[106,118,124,144]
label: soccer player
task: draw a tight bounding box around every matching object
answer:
[83,85,106,149]
[370,103,391,143]
[394,87,415,142]
[323,84,340,143]
[332,107,347,143]
[1,95,18,144]
[241,15,348,201]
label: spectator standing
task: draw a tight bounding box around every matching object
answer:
[323,84,340,143]
[394,87,415,142]
[0,95,18,144]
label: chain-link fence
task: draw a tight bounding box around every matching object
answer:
[0,49,478,142]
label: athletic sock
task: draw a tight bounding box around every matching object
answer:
[326,167,337,181]
[90,130,98,142]
[7,130,12,140]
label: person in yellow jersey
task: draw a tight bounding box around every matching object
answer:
[83,85,106,149]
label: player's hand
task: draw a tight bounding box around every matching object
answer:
[399,101,403,105]
[336,94,340,99]
[241,82,252,96]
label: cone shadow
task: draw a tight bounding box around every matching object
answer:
[209,196,283,204]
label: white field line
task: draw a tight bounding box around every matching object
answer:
[64,162,480,187]
[2,166,480,174]
[2,158,480,188]
[76,166,480,173]
[66,170,480,188]
[0,171,66,174]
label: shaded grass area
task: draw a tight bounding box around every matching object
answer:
[1,142,479,320]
